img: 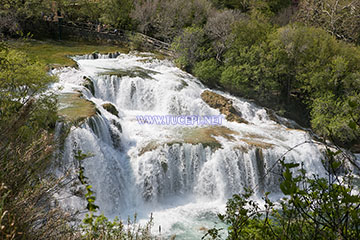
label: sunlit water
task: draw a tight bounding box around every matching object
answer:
[52,52,328,239]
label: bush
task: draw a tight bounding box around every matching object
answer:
[0,45,74,239]
[194,58,222,87]
[205,151,360,240]
[172,26,211,71]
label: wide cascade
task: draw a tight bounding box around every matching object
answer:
[53,52,326,238]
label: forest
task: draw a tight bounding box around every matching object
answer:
[1,0,360,239]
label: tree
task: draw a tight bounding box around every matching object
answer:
[0,45,72,239]
[100,0,134,30]
[205,9,242,61]
[172,26,212,71]
[296,0,360,44]
[131,0,160,35]
[132,0,213,41]
[194,58,223,87]
[209,0,251,12]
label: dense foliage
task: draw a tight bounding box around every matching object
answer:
[204,149,360,240]
[170,3,360,146]
[0,43,72,239]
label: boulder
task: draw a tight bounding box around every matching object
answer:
[102,103,119,117]
[201,90,248,124]
[82,76,95,96]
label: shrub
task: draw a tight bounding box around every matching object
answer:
[194,58,222,87]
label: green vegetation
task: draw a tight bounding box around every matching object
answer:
[204,150,360,240]
[0,43,72,239]
[172,6,360,147]
[8,39,128,68]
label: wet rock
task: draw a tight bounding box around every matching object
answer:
[82,76,95,96]
[92,52,99,59]
[351,143,360,153]
[265,108,302,130]
[161,161,168,173]
[102,103,119,117]
[110,128,122,150]
[111,119,122,133]
[201,90,249,124]
[130,82,136,99]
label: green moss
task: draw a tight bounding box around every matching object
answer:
[8,39,129,68]
[58,93,96,122]
[99,66,159,79]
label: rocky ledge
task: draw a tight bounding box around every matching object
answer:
[201,90,248,124]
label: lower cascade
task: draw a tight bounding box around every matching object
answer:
[53,52,328,239]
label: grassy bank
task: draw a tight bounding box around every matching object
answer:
[8,39,129,68]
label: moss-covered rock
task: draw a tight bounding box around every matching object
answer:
[99,66,159,79]
[58,93,96,122]
[102,103,119,117]
[351,143,360,153]
[138,126,239,155]
[265,108,302,130]
[201,90,249,124]
[180,126,237,150]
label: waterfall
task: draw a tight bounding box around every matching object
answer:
[53,52,327,238]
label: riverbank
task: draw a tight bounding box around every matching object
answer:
[7,39,129,68]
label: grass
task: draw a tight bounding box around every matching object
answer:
[58,93,96,122]
[8,39,129,68]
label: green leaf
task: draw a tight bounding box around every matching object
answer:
[348,100,357,108]
[349,121,357,130]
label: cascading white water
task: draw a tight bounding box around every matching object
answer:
[53,52,327,239]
